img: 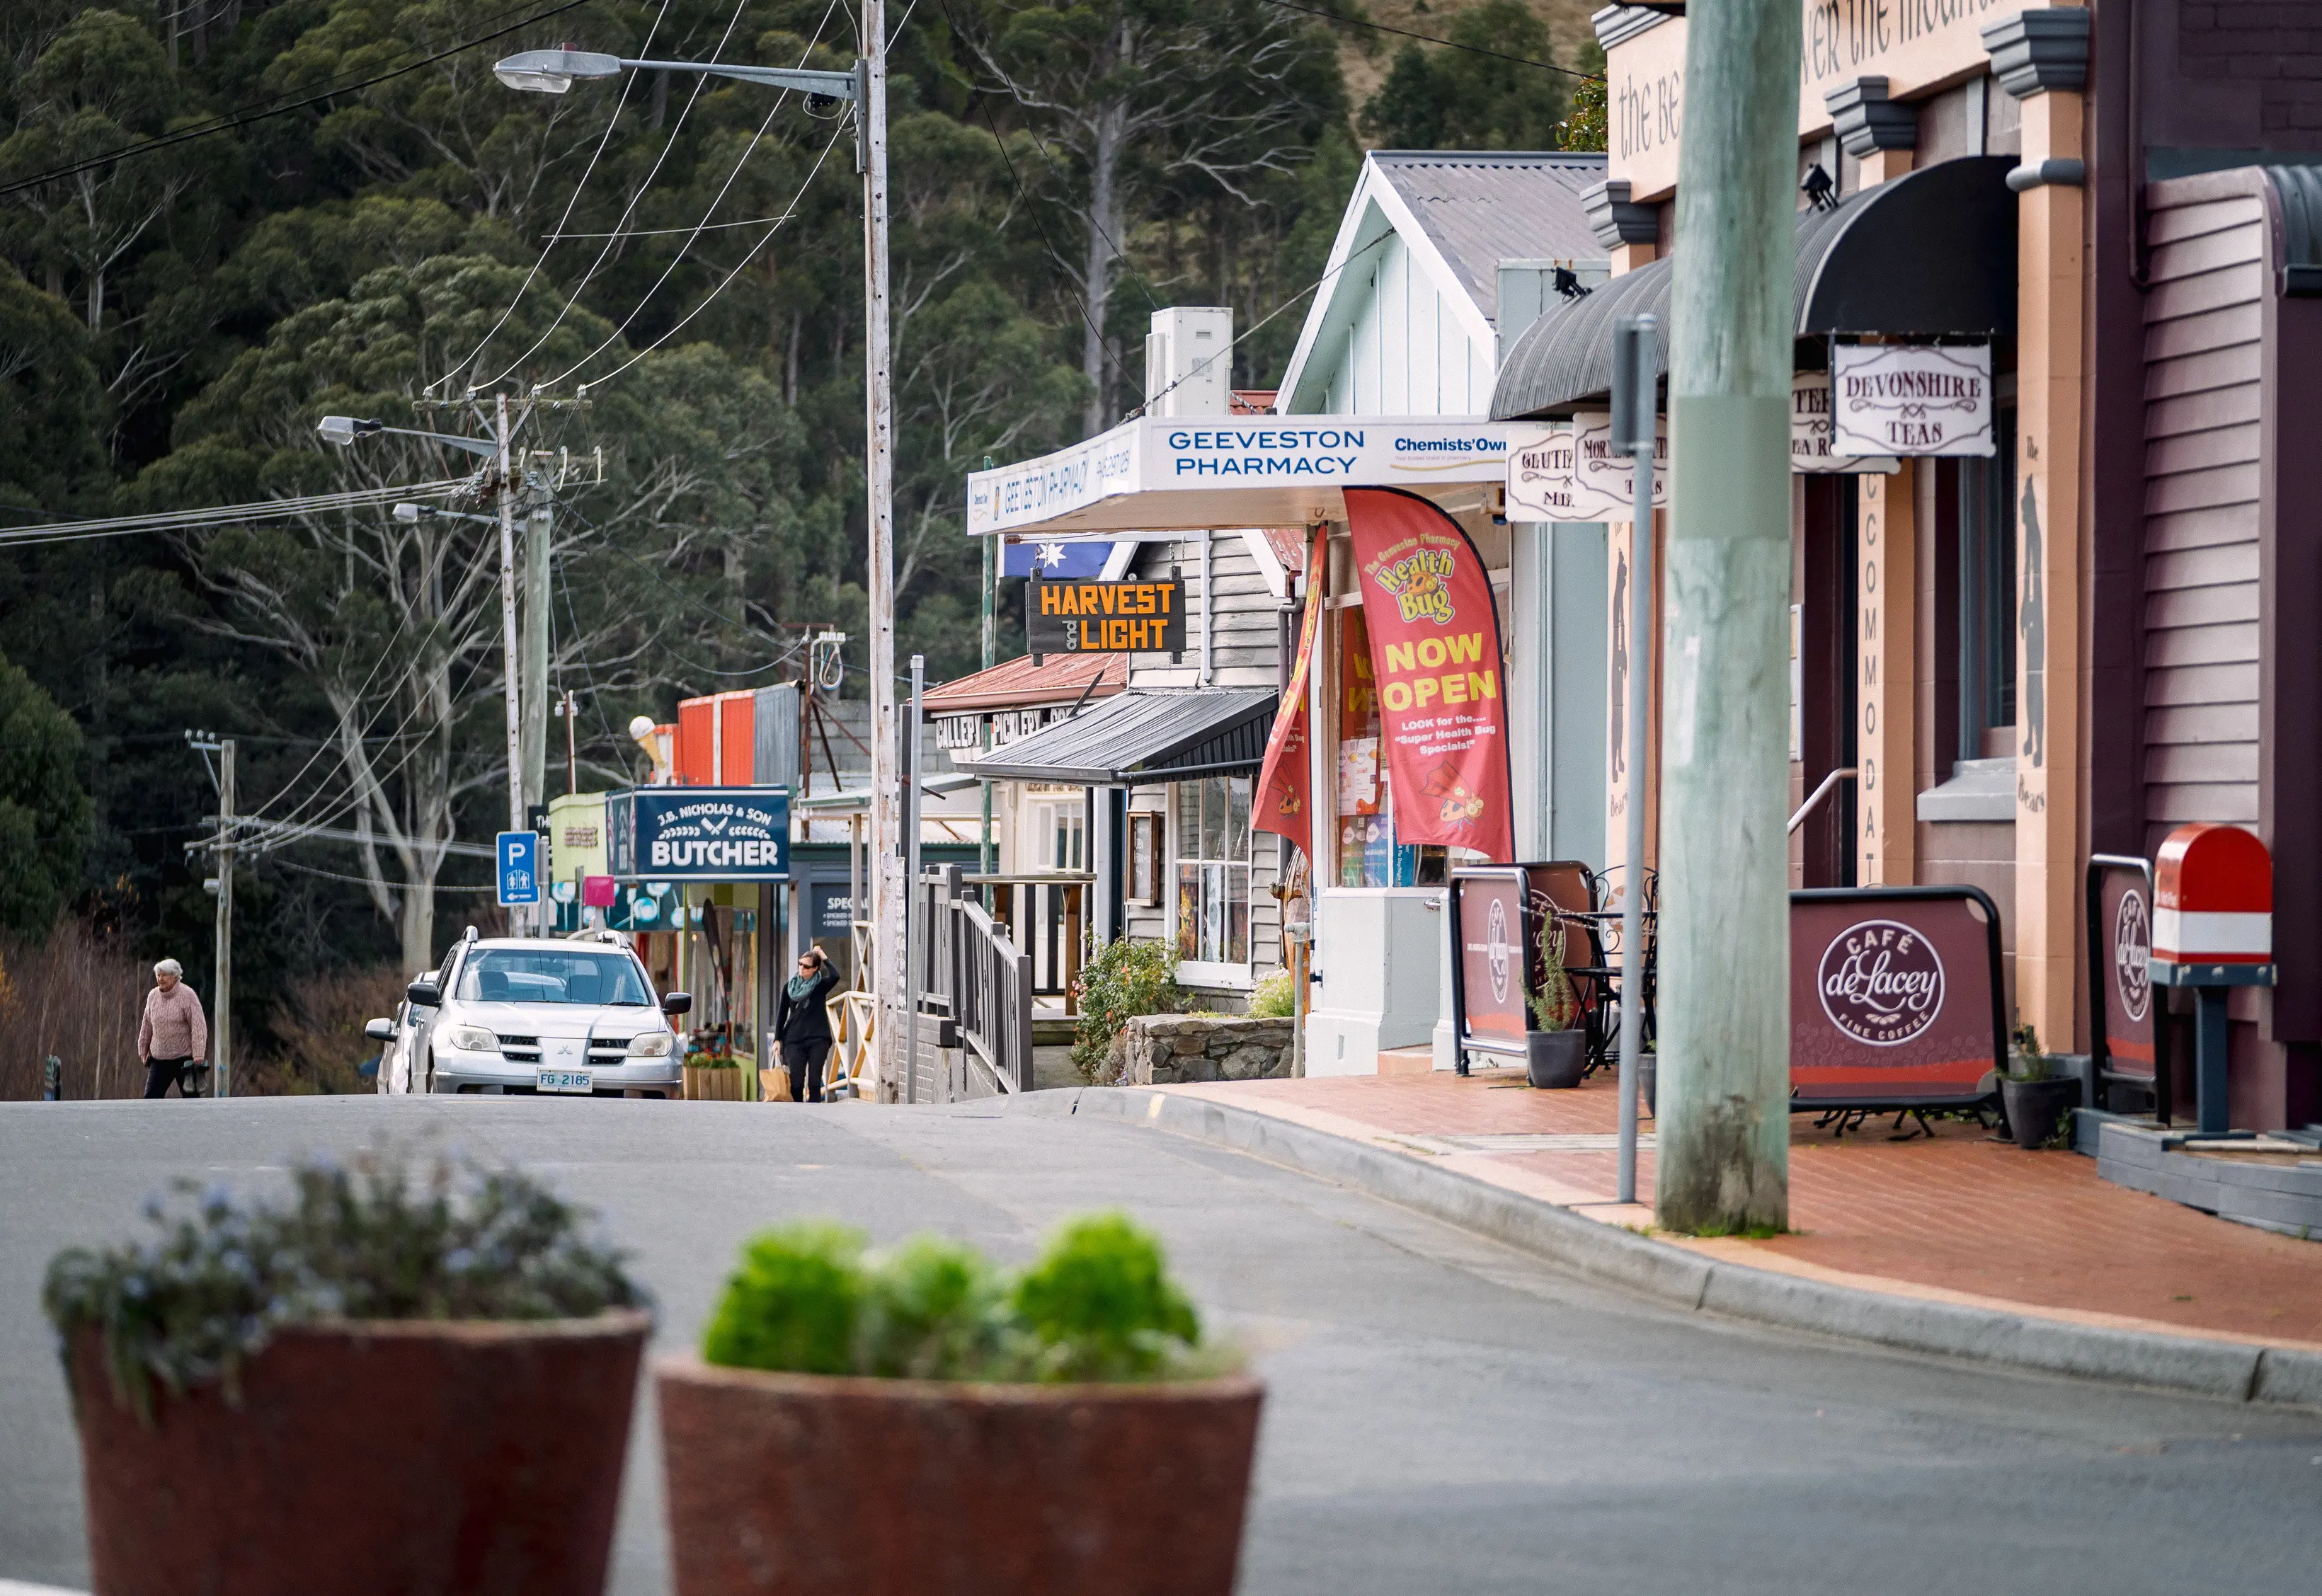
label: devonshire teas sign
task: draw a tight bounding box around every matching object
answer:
[1831,343,1993,457]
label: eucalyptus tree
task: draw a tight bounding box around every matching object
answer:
[957,0,1344,432]
[132,248,802,970]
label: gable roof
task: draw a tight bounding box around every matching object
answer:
[1276,149,1608,412]
[1368,151,1609,321]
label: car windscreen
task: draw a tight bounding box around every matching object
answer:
[453,949,653,1006]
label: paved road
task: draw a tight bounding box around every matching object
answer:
[4,1094,2320,1595]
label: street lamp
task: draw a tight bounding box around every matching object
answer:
[496,33,901,1070]
[319,416,498,459]
[393,502,496,524]
[491,47,862,105]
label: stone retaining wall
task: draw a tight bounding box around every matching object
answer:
[1117,1015,1296,1085]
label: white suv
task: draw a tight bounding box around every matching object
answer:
[381,931,691,1097]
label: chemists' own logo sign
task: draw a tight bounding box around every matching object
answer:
[2114,887,2152,1024]
[1817,919,1945,1046]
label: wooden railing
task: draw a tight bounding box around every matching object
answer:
[915,866,1036,1094]
[961,873,1092,1010]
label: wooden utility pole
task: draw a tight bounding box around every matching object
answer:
[861,0,900,1087]
[212,737,234,1099]
[1653,0,1802,1233]
[495,395,528,932]
[522,499,551,817]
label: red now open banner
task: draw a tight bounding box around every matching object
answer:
[1342,489,1514,861]
[1253,526,1325,859]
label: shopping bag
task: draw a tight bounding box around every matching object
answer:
[760,1064,791,1103]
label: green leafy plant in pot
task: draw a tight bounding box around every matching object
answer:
[2001,1021,2081,1149]
[659,1212,1262,1596]
[1525,911,1588,1089]
[43,1144,650,1596]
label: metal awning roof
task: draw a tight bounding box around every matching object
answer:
[1492,156,2018,420]
[949,689,1277,785]
[965,414,1524,538]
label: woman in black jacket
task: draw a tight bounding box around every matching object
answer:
[775,947,842,1102]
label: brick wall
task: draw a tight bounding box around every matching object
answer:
[2179,2,2322,141]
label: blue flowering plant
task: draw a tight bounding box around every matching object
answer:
[700,1212,1231,1384]
[42,1144,645,1422]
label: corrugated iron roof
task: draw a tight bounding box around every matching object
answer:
[1370,151,1609,321]
[920,653,1124,715]
[950,689,1276,785]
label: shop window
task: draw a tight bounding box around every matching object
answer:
[1128,813,1160,905]
[1333,605,1446,888]
[1957,415,2018,760]
[1030,800,1085,871]
[1173,776,1250,970]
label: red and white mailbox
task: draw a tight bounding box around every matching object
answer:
[2152,822,2274,973]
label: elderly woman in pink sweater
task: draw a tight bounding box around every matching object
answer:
[138,959,209,1099]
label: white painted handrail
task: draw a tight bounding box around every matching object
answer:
[1788,767,1857,835]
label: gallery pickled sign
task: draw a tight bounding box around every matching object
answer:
[1025,575,1187,654]
[1789,885,2006,1107]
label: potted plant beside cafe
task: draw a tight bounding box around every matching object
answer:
[685,1028,745,1101]
[658,1212,1262,1596]
[43,1145,650,1596]
[1526,912,1587,1089]
[2001,1021,2080,1149]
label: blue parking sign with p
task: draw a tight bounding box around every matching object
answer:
[497,831,541,906]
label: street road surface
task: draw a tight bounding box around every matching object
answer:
[3,1095,2318,1594]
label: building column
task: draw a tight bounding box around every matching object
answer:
[1986,8,2091,1049]
[1858,467,1918,884]
[1828,76,1918,886]
[1587,184,1662,890]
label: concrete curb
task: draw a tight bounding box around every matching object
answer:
[1013,1086,2322,1409]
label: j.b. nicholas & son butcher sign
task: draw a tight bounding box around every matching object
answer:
[608,787,790,880]
[1788,886,2006,1108]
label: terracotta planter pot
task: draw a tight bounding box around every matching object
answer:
[658,1356,1264,1596]
[69,1309,649,1596]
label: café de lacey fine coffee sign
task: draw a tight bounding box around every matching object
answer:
[1789,888,2005,1106]
[1830,343,1994,458]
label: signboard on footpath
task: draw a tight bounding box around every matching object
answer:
[1789,885,2007,1108]
[607,786,791,880]
[1025,575,1187,654]
[1448,869,1533,1060]
[2087,854,2166,1114]
[1830,344,1994,457]
[1342,488,1516,861]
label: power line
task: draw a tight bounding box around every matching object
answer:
[0,481,470,549]
[447,0,682,389]
[0,0,602,201]
[558,117,849,388]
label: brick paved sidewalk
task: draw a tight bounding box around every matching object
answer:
[1159,1068,2322,1350]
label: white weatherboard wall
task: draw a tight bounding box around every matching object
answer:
[1311,229,1499,417]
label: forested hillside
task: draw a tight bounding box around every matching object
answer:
[0,0,1595,1081]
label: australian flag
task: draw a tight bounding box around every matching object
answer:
[1002,539,1124,579]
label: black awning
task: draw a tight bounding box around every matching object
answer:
[950,689,1277,785]
[1493,155,2018,420]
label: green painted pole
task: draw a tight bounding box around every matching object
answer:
[1654,0,1802,1233]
